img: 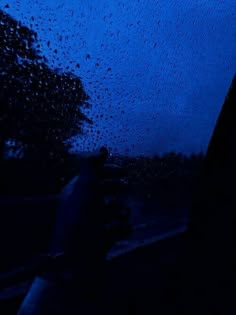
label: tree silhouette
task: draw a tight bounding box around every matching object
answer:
[0,9,91,166]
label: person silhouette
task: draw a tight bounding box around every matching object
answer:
[17,147,131,315]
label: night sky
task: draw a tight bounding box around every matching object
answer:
[2,0,236,156]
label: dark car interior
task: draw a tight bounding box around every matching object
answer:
[0,75,235,314]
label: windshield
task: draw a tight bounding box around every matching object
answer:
[0,1,235,305]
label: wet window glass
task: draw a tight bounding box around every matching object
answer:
[0,1,235,312]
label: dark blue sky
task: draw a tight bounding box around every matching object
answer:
[2,0,236,156]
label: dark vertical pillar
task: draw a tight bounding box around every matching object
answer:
[181,75,236,314]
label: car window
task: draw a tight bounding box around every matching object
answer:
[0,0,235,267]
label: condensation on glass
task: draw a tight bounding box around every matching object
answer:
[0,1,235,246]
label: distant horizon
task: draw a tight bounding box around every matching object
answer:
[70,145,207,158]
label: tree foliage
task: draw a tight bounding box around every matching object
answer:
[0,9,91,163]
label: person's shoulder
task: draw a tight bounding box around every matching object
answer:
[61,176,79,200]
